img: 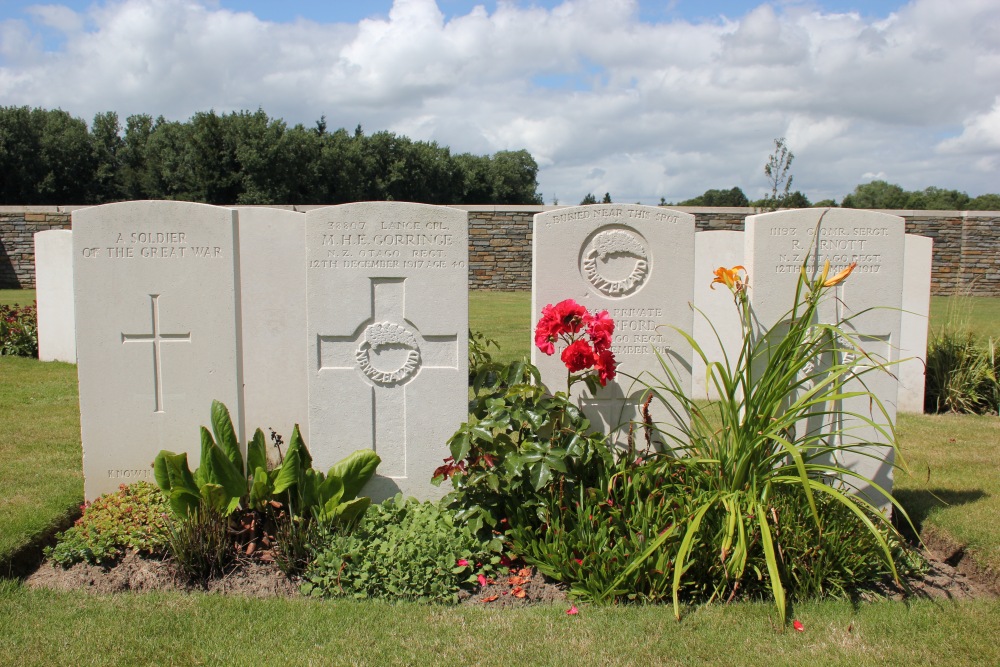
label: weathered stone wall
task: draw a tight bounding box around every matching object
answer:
[0,207,73,289]
[2,205,998,295]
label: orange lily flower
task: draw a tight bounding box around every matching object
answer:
[822,261,857,287]
[711,265,747,292]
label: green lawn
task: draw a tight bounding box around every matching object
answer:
[0,357,82,569]
[0,587,997,666]
[1,290,999,663]
[930,295,1000,339]
[0,288,36,307]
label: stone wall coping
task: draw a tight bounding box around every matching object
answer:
[6,204,996,216]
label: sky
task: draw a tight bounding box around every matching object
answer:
[0,0,997,205]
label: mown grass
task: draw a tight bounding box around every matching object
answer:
[0,288,36,307]
[894,412,1000,573]
[0,584,997,666]
[469,291,532,365]
[929,295,1000,339]
[0,357,82,567]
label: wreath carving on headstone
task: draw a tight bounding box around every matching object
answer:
[355,321,422,386]
[580,228,650,297]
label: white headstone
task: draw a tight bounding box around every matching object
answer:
[532,204,695,442]
[745,208,905,509]
[235,207,309,448]
[692,230,744,400]
[34,229,76,363]
[73,201,244,500]
[899,234,933,414]
[305,202,468,501]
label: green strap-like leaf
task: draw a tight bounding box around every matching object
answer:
[673,498,716,621]
[756,501,787,625]
[327,449,381,501]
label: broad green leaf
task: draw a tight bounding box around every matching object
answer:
[329,496,371,527]
[196,426,214,488]
[247,428,268,480]
[199,483,228,514]
[207,444,246,513]
[211,399,244,473]
[273,425,309,494]
[318,473,345,509]
[152,450,172,492]
[448,430,471,462]
[327,449,380,501]
[160,451,199,516]
[528,461,551,491]
[300,468,321,512]
[248,466,272,509]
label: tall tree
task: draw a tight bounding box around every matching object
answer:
[89,111,124,202]
[679,186,749,207]
[840,181,909,209]
[761,137,794,211]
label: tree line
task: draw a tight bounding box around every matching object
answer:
[669,183,1000,210]
[0,106,544,206]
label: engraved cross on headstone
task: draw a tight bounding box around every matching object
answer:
[317,278,458,478]
[121,294,191,413]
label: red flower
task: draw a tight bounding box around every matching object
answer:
[587,310,614,352]
[793,620,804,632]
[534,316,558,355]
[457,559,469,567]
[593,348,617,385]
[561,339,596,373]
[477,573,488,586]
[550,299,590,335]
[566,605,579,615]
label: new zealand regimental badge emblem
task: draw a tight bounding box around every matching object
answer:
[580,227,650,298]
[354,321,421,386]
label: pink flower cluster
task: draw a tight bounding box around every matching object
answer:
[534,299,617,386]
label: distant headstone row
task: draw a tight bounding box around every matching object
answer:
[35,202,930,505]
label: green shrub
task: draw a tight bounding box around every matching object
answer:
[510,453,921,604]
[45,482,171,566]
[468,329,499,381]
[302,495,504,603]
[435,359,612,536]
[509,453,708,603]
[0,301,38,358]
[154,401,380,578]
[613,253,912,623]
[925,328,999,414]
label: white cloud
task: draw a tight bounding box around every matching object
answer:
[24,4,84,33]
[937,97,1000,154]
[0,0,998,202]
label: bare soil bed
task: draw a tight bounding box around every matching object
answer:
[24,540,995,605]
